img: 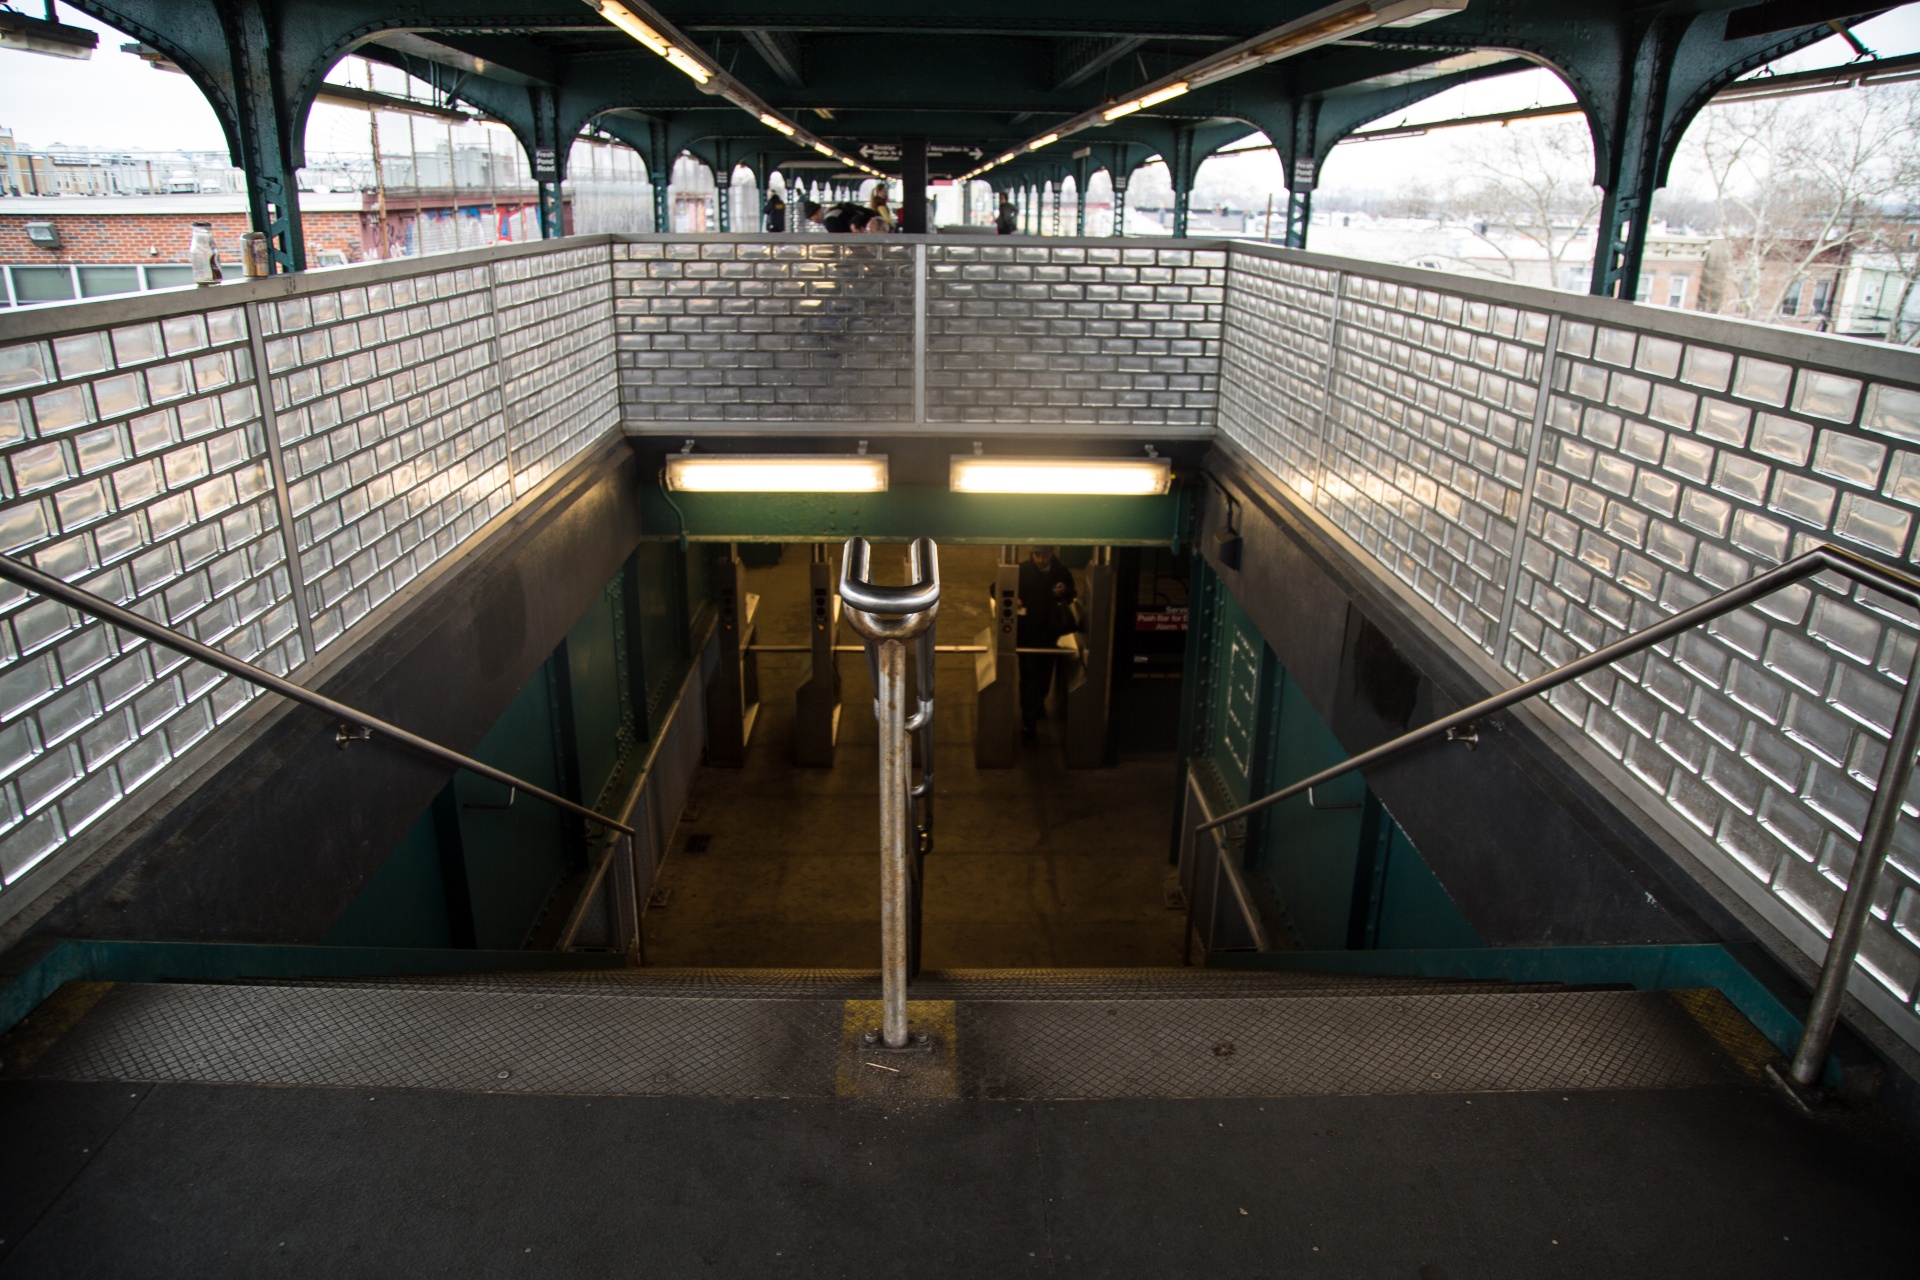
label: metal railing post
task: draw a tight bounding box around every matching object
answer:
[1788,639,1920,1087]
[875,634,912,1047]
[840,536,940,1051]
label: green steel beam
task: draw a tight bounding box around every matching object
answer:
[643,484,1186,546]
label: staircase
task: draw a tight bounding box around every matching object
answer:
[14,966,1767,1102]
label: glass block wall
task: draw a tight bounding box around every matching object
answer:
[0,241,616,905]
[611,240,916,422]
[1216,242,1920,1051]
[923,243,1225,426]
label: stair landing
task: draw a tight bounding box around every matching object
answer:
[14,967,1758,1102]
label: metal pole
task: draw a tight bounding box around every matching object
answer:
[876,636,911,1048]
[1789,639,1920,1086]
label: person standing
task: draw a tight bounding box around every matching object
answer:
[995,198,1018,235]
[764,191,787,232]
[867,187,895,231]
[1016,545,1077,740]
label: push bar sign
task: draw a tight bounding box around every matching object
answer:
[1135,608,1188,632]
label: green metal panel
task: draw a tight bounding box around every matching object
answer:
[455,657,576,950]
[642,485,1184,546]
[1199,585,1262,808]
[1372,822,1482,951]
[322,805,454,950]
[1255,668,1367,951]
[637,541,693,716]
[565,577,634,810]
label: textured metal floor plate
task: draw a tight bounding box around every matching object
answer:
[959,991,1735,1099]
[29,985,843,1098]
[27,980,1737,1100]
[275,967,1553,1001]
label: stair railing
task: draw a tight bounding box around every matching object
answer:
[840,536,940,1051]
[1195,542,1920,1095]
[0,552,636,846]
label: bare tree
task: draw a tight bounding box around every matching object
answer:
[1440,122,1603,287]
[1677,86,1914,323]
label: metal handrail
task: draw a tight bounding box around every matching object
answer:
[840,536,940,1051]
[0,551,633,838]
[1194,542,1920,1092]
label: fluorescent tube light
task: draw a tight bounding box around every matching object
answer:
[663,47,711,84]
[594,1,670,55]
[1029,133,1060,150]
[950,456,1171,496]
[666,454,889,493]
[760,113,796,136]
[1104,81,1190,121]
[812,141,836,157]
[593,1,710,83]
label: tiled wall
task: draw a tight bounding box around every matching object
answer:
[924,243,1225,426]
[1217,243,1920,1050]
[611,240,916,422]
[0,242,616,904]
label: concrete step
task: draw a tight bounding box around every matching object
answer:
[13,967,1764,1103]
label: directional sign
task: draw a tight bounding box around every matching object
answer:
[929,144,985,161]
[859,144,901,162]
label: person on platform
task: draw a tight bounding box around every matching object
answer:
[806,200,887,234]
[1016,545,1077,740]
[764,191,787,232]
[995,198,1018,235]
[867,187,895,231]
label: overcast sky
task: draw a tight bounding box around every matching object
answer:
[3,1,1917,194]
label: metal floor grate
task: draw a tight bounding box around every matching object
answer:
[26,978,1739,1101]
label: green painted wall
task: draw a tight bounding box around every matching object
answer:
[323,806,454,949]
[329,543,701,951]
[454,657,576,949]
[643,484,1184,545]
[1185,561,1480,953]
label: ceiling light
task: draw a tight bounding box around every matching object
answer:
[663,47,711,84]
[1105,82,1191,121]
[593,1,670,54]
[760,113,796,136]
[812,141,836,157]
[1029,133,1059,150]
[666,454,889,493]
[949,456,1171,496]
[591,1,711,85]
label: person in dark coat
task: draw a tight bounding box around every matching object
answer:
[995,199,1018,235]
[1016,545,1077,739]
[764,192,787,232]
[807,200,883,234]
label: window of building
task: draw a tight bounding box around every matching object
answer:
[9,266,74,303]
[77,266,139,298]
[1781,280,1803,315]
[1637,272,1652,299]
[1667,275,1689,308]
[1813,279,1833,315]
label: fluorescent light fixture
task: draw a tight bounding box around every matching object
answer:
[1029,133,1060,150]
[0,11,97,59]
[812,141,836,157]
[593,0,712,83]
[950,456,1171,496]
[995,151,1017,165]
[760,113,796,135]
[666,454,889,493]
[594,1,670,55]
[663,47,711,83]
[1104,81,1190,121]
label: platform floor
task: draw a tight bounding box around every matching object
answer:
[646,545,1189,969]
[2,1079,1916,1278]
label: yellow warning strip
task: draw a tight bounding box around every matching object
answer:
[1671,987,1778,1080]
[0,980,115,1076]
[835,999,958,1099]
